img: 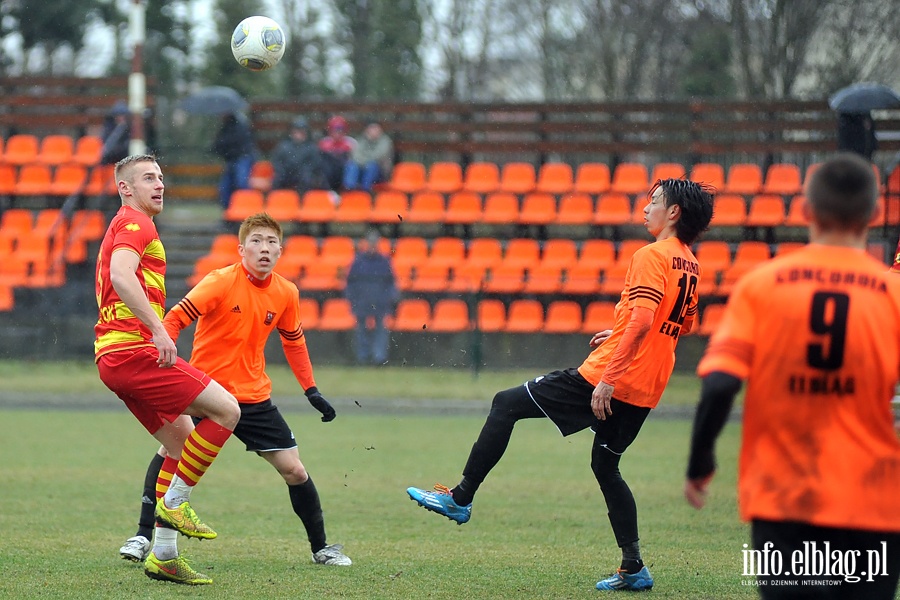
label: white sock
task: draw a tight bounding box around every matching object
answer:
[163,474,193,508]
[152,526,178,560]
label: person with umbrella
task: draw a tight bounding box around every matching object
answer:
[830,82,900,161]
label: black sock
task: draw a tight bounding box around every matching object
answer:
[450,477,479,507]
[137,453,165,540]
[620,541,643,573]
[288,477,327,553]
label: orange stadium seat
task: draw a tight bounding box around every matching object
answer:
[297,297,320,330]
[298,190,336,223]
[0,284,13,312]
[718,241,771,295]
[408,262,451,293]
[65,210,107,263]
[466,238,504,269]
[649,162,685,184]
[573,163,611,195]
[333,190,371,223]
[84,164,117,197]
[428,237,466,269]
[430,298,471,333]
[37,135,74,165]
[297,262,344,292]
[690,163,725,191]
[610,162,650,195]
[407,191,445,223]
[369,190,408,224]
[762,163,802,196]
[723,163,763,196]
[391,236,429,270]
[502,238,541,269]
[318,236,356,268]
[504,299,544,333]
[249,160,274,192]
[581,301,616,334]
[483,263,526,294]
[389,162,427,194]
[3,134,39,165]
[0,164,16,195]
[599,262,630,296]
[518,192,556,226]
[499,162,536,194]
[224,189,265,222]
[476,299,506,332]
[745,194,785,227]
[72,136,104,166]
[444,191,483,225]
[1,208,34,236]
[523,263,563,294]
[616,239,648,264]
[463,162,500,194]
[694,241,732,280]
[784,195,807,227]
[540,239,579,269]
[481,192,520,224]
[535,163,573,195]
[49,164,88,196]
[543,300,582,334]
[276,235,318,280]
[14,164,52,196]
[447,262,488,293]
[709,194,747,227]
[560,263,601,295]
[554,192,594,225]
[578,239,617,271]
[34,209,65,239]
[698,304,726,336]
[594,193,632,226]
[317,298,356,331]
[390,299,432,331]
[0,258,30,288]
[426,162,463,193]
[265,189,302,222]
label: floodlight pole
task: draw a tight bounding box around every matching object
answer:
[128,0,147,155]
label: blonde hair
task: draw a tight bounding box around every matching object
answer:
[114,154,158,185]
[238,213,283,245]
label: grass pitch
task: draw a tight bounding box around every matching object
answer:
[0,405,753,599]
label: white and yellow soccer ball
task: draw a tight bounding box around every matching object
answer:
[231,16,286,71]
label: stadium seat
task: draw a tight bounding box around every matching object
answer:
[481,192,520,224]
[391,236,430,270]
[483,263,526,294]
[694,241,732,279]
[649,162,686,185]
[578,239,617,270]
[297,262,344,292]
[430,298,471,333]
[249,160,274,192]
[535,163,573,195]
[224,189,265,222]
[689,163,725,191]
[476,299,506,332]
[554,192,594,225]
[784,195,807,227]
[504,299,544,333]
[610,162,650,195]
[408,262,451,293]
[722,163,763,196]
[299,190,337,223]
[523,263,563,294]
[543,300,582,334]
[34,209,66,242]
[709,194,747,227]
[14,164,52,196]
[616,239,648,264]
[745,194,785,227]
[499,162,536,194]
[573,163,611,195]
[3,134,39,165]
[297,297,320,330]
[718,241,771,295]
[0,164,16,195]
[594,193,632,226]
[599,262,630,296]
[462,162,500,194]
[466,238,504,269]
[390,298,432,331]
[428,237,466,269]
[0,258,30,288]
[65,210,107,263]
[517,192,557,226]
[426,162,463,193]
[15,235,52,275]
[540,239,579,269]
[0,208,35,236]
[447,262,488,292]
[276,235,318,280]
[369,190,409,224]
[264,189,302,222]
[698,304,725,337]
[406,191,446,223]
[318,236,356,268]
[560,263,601,295]
[333,190,371,223]
[0,284,13,312]
[444,191,483,226]
[502,238,541,269]
[389,162,427,193]
[48,164,88,196]
[72,136,104,166]
[581,301,616,334]
[37,135,74,165]
[761,163,802,196]
[84,164,117,197]
[317,298,356,330]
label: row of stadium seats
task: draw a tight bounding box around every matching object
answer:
[225,186,899,229]
[295,296,726,336]
[0,163,117,198]
[0,135,104,167]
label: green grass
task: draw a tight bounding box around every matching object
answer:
[0,409,754,599]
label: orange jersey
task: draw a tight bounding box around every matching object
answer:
[163,263,315,403]
[698,244,900,532]
[891,237,900,273]
[578,236,701,408]
[94,205,166,359]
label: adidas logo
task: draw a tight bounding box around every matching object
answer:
[231,305,241,313]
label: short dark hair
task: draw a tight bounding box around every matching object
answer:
[114,154,158,183]
[650,178,714,245]
[805,153,877,231]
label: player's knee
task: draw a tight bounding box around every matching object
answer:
[488,388,522,420]
[218,393,241,428]
[281,462,308,485]
[591,449,622,487]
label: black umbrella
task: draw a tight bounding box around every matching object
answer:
[179,86,249,115]
[829,82,900,113]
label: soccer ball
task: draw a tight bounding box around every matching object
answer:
[231,16,286,71]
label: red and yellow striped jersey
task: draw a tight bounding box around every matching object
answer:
[163,263,315,403]
[94,205,166,359]
[698,244,900,532]
[578,236,701,408]
[891,237,899,274]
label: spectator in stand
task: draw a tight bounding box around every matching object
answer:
[342,120,394,192]
[318,115,356,192]
[212,111,257,210]
[344,229,398,366]
[837,111,878,161]
[271,117,328,194]
[101,101,157,165]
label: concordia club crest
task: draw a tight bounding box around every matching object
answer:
[264,311,276,325]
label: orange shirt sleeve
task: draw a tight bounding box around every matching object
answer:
[696,277,755,379]
[278,292,316,391]
[163,273,227,344]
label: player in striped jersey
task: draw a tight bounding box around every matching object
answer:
[95,155,241,585]
[408,178,714,592]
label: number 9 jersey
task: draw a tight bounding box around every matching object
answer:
[698,244,900,532]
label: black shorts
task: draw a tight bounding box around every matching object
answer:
[526,368,651,448]
[195,399,297,453]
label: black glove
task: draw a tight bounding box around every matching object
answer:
[305,386,336,422]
